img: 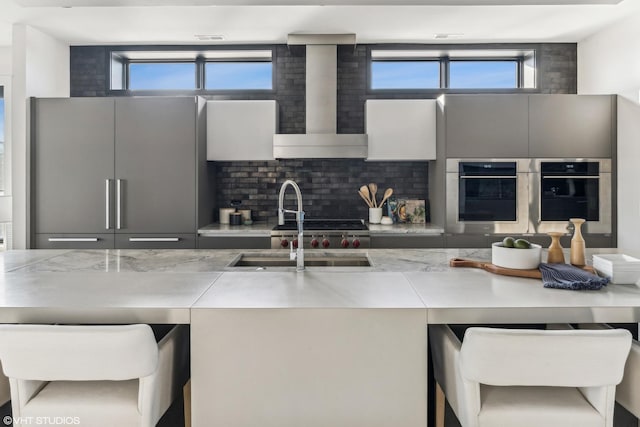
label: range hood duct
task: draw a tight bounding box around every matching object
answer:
[273,34,368,159]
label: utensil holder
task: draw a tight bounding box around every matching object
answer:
[547,232,565,264]
[369,208,383,224]
[570,218,586,266]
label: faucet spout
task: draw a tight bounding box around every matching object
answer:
[278,180,305,272]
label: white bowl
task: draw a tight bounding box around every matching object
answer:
[491,242,542,270]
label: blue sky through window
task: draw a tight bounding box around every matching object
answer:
[449,61,517,89]
[205,62,272,90]
[129,63,195,90]
[371,61,440,89]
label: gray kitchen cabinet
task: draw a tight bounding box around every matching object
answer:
[32,97,203,249]
[445,95,529,158]
[529,95,614,158]
[206,100,277,161]
[32,98,115,247]
[371,235,444,248]
[115,98,196,235]
[197,236,270,249]
[365,99,437,161]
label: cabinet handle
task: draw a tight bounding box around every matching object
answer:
[48,238,99,242]
[116,179,122,230]
[460,175,518,179]
[128,237,180,242]
[105,179,111,230]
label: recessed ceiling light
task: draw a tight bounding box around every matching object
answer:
[434,33,464,39]
[194,35,224,41]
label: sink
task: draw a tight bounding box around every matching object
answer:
[228,253,372,268]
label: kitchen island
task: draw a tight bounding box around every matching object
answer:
[1,248,639,427]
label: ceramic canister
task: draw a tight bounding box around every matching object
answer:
[219,208,236,224]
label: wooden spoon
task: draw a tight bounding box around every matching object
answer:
[360,185,372,207]
[368,183,378,207]
[379,188,393,208]
[358,190,373,208]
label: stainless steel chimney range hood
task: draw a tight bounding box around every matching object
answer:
[273,34,368,159]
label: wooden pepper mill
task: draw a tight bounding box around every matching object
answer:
[547,232,565,264]
[569,218,586,267]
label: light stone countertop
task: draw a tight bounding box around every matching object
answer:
[197,222,445,236]
[1,248,639,323]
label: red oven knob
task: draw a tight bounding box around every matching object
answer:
[280,238,289,248]
[311,238,319,248]
[341,238,349,248]
[352,238,361,248]
[322,238,330,248]
[292,239,299,249]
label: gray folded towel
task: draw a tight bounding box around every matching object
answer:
[540,263,609,291]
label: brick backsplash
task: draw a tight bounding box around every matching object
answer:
[214,160,429,223]
[70,42,576,224]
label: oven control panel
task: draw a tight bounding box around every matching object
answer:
[271,234,370,250]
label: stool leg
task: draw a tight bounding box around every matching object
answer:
[436,381,445,427]
[184,379,191,427]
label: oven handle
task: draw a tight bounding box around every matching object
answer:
[542,176,600,179]
[460,175,518,179]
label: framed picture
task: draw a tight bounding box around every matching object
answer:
[397,199,426,223]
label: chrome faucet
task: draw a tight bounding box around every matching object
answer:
[278,180,305,272]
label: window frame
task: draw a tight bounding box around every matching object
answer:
[367,44,539,95]
[108,46,276,96]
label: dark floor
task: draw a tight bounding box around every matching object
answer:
[0,393,185,426]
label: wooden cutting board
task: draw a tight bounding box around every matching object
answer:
[449,258,596,279]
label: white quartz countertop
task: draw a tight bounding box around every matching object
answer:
[2,248,639,323]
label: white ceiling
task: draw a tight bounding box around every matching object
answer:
[1,0,639,47]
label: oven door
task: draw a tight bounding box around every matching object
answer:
[446,159,530,234]
[531,159,612,234]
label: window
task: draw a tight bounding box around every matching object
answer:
[370,48,536,91]
[205,62,272,90]
[449,60,518,89]
[111,49,273,92]
[129,62,196,90]
[371,61,439,89]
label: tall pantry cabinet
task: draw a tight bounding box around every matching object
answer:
[31,97,207,249]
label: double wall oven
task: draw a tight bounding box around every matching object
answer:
[446,159,530,234]
[446,158,612,235]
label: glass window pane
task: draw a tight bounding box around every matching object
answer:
[205,62,272,90]
[129,63,195,90]
[449,61,518,89]
[371,61,439,89]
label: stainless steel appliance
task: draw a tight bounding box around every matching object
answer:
[446,159,531,234]
[271,219,370,249]
[530,158,611,234]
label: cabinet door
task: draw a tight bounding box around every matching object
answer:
[446,95,529,158]
[529,95,613,158]
[115,97,196,234]
[207,100,276,161]
[365,100,436,161]
[32,98,115,236]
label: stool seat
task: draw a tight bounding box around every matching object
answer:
[430,325,631,427]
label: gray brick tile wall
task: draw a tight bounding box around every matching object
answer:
[69,42,576,223]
